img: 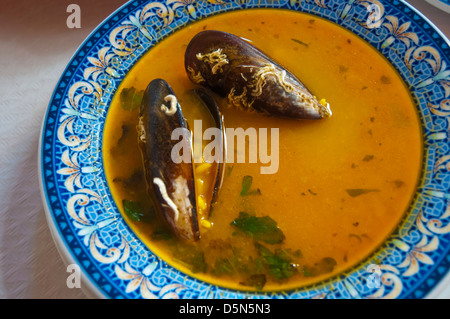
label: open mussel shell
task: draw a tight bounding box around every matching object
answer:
[137,78,199,241]
[137,79,225,241]
[185,30,332,119]
[191,88,226,206]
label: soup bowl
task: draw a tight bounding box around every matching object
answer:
[39,0,450,299]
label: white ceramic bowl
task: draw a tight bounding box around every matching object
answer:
[39,0,450,299]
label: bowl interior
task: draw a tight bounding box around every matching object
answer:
[40,0,450,299]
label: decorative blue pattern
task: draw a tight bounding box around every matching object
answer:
[40,0,450,299]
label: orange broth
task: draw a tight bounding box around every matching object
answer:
[102,9,423,291]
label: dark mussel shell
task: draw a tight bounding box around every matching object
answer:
[137,79,225,241]
[137,79,199,241]
[191,88,226,206]
[185,30,332,119]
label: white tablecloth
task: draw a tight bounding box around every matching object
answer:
[0,0,448,299]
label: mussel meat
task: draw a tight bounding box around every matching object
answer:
[185,30,332,119]
[137,79,225,241]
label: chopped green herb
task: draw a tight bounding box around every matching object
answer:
[252,256,265,273]
[211,247,259,277]
[393,180,404,188]
[120,87,144,111]
[208,238,233,251]
[172,245,207,273]
[225,165,234,177]
[188,251,207,273]
[117,124,130,146]
[255,243,299,280]
[231,212,285,244]
[240,175,253,196]
[246,188,262,196]
[346,188,380,197]
[213,258,235,275]
[239,176,261,196]
[122,199,146,222]
[291,38,309,47]
[113,170,144,190]
[339,65,348,73]
[151,226,174,241]
[302,267,314,277]
[240,274,266,290]
[320,257,337,272]
[278,248,303,259]
[380,75,391,84]
[362,155,374,162]
[110,123,132,156]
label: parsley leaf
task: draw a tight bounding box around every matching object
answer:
[239,175,261,196]
[230,212,285,244]
[291,38,309,47]
[240,175,253,196]
[151,226,174,241]
[122,199,146,222]
[225,165,234,177]
[240,274,266,291]
[120,87,144,111]
[255,243,299,280]
[346,188,380,197]
[172,244,207,274]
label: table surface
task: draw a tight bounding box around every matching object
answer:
[0,0,449,299]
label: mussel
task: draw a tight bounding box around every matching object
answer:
[185,30,332,119]
[137,79,225,242]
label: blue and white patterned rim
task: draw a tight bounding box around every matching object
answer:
[39,0,450,299]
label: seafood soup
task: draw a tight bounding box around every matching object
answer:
[103,9,422,291]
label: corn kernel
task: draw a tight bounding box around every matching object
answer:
[196,162,212,174]
[196,178,204,194]
[197,195,207,211]
[200,218,212,228]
